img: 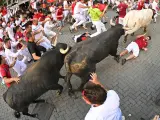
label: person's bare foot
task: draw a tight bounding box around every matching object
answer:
[74,26,77,31]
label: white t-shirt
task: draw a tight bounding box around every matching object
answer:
[63,0,69,10]
[74,2,84,14]
[6,26,14,37]
[32,23,43,42]
[4,41,20,64]
[152,1,158,12]
[0,29,4,39]
[85,90,122,120]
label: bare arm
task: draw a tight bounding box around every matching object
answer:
[90,73,106,90]
[79,4,89,9]
[136,32,147,38]
[32,53,40,60]
[9,57,17,68]
[3,77,20,84]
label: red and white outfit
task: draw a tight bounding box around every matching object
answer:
[70,2,87,30]
[15,32,32,62]
[126,36,148,57]
[0,64,12,88]
[117,2,128,25]
[4,41,27,77]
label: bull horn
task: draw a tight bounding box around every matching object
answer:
[110,19,116,26]
[60,46,70,54]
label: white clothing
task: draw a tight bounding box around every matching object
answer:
[126,41,139,57]
[118,17,124,25]
[32,23,44,42]
[13,60,27,77]
[2,22,6,28]
[88,1,93,7]
[44,21,56,38]
[152,1,158,12]
[5,45,27,76]
[90,20,106,38]
[6,26,15,42]
[74,2,84,14]
[15,19,21,26]
[0,29,4,39]
[63,0,69,9]
[85,90,122,120]
[18,48,32,63]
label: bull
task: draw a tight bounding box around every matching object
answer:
[64,24,125,96]
[3,43,70,118]
[122,9,156,42]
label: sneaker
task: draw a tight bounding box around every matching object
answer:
[103,22,107,24]
[69,26,73,33]
[122,59,127,65]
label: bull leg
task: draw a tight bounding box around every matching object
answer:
[49,84,63,95]
[65,73,74,96]
[14,111,21,118]
[22,107,38,118]
[110,46,120,63]
[77,66,96,91]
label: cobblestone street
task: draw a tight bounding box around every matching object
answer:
[0,10,160,120]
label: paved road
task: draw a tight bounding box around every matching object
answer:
[0,10,160,120]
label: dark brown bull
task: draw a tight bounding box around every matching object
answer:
[64,24,125,96]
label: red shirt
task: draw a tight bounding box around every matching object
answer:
[135,36,148,49]
[71,2,76,15]
[0,64,11,88]
[2,7,7,16]
[56,8,63,20]
[98,4,106,12]
[23,30,29,42]
[137,1,144,10]
[118,3,128,18]
[15,32,23,49]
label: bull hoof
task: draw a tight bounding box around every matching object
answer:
[14,111,21,118]
[68,90,78,99]
[32,114,38,118]
[57,88,63,96]
[114,56,120,63]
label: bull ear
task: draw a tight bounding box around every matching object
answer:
[60,46,70,54]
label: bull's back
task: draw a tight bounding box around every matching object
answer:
[65,27,123,73]
[124,9,153,28]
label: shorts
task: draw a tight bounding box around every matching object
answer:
[126,42,139,57]
[57,20,64,27]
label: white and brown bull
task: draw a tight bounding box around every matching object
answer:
[110,9,156,42]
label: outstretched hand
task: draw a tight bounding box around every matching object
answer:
[90,73,98,83]
[153,115,159,120]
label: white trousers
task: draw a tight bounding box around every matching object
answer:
[18,48,32,62]
[39,36,52,50]
[71,14,86,29]
[118,17,124,25]
[13,60,27,77]
[90,20,107,38]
